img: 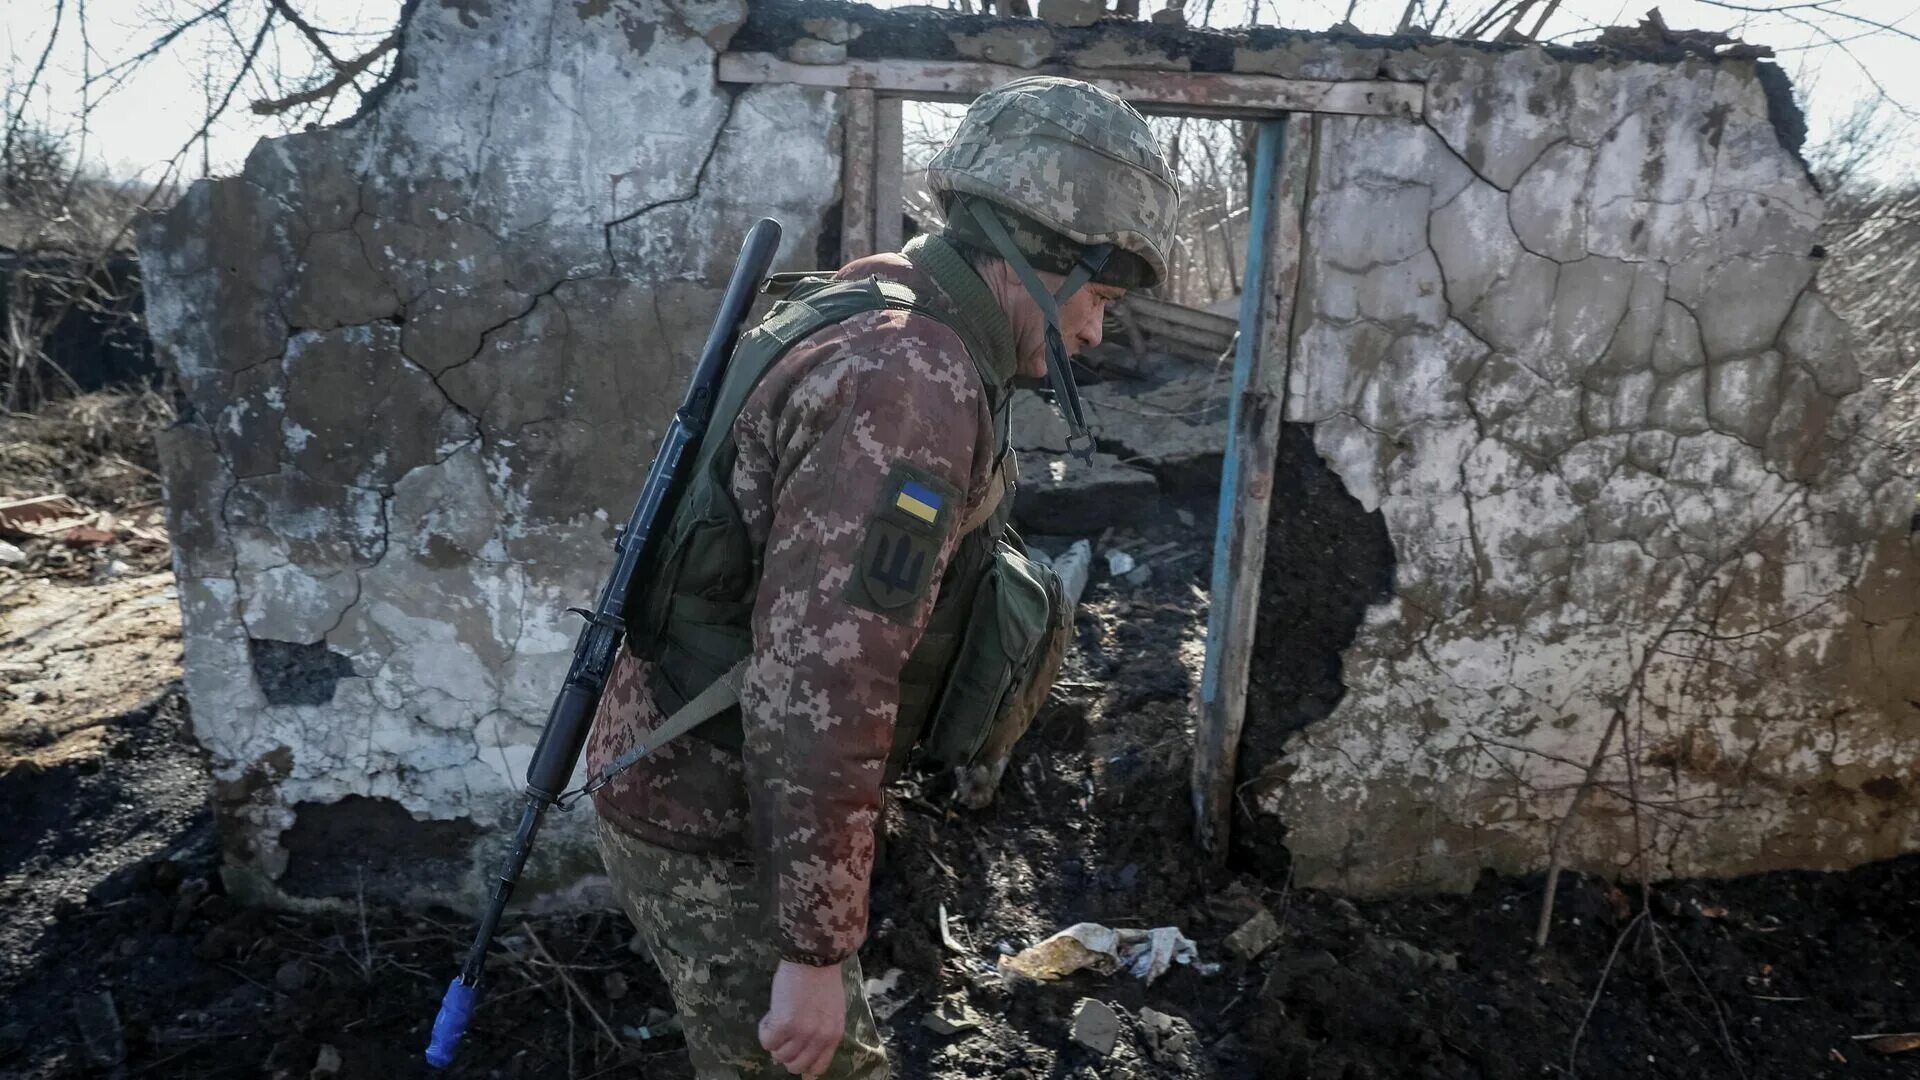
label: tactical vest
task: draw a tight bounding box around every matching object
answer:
[623,236,1033,779]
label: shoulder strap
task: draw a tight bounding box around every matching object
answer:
[578,658,749,798]
[689,276,994,483]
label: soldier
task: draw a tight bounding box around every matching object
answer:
[586,76,1178,1079]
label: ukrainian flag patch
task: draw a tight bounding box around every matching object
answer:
[895,480,944,524]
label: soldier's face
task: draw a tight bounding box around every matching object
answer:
[1017,276,1127,378]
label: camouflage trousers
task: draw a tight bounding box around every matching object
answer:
[596,819,889,1079]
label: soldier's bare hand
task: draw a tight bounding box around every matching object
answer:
[759,959,845,1077]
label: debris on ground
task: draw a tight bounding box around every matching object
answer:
[622,1009,681,1041]
[861,967,912,1023]
[999,922,1200,985]
[6,379,1920,1080]
[1362,933,1460,972]
[1044,539,1092,608]
[921,997,982,1037]
[1862,1033,1920,1055]
[310,1043,343,1078]
[1223,907,1281,961]
[1137,1006,1198,1069]
[1068,998,1120,1056]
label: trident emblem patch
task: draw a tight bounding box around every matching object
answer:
[847,462,960,619]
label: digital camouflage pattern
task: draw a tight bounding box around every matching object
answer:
[927,75,1180,287]
[597,820,887,1079]
[585,250,1003,967]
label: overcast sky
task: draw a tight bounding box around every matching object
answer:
[4,0,1915,185]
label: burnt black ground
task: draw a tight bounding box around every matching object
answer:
[3,524,1917,1078]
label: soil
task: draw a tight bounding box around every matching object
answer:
[2,394,1916,1079]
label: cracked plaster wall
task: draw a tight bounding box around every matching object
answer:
[138,0,840,909]
[1265,45,1920,893]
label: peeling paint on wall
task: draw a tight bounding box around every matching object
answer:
[141,0,839,909]
[1262,46,1920,893]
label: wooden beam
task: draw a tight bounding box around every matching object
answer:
[841,87,877,264]
[1191,113,1313,859]
[718,52,1423,120]
[1124,294,1239,336]
[873,96,905,254]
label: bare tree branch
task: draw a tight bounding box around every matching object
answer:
[3,0,66,197]
[249,31,396,116]
[1697,0,1920,45]
[85,0,237,99]
[263,0,347,69]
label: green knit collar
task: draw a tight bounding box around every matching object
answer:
[903,233,1019,389]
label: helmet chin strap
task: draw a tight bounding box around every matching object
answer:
[963,198,1112,463]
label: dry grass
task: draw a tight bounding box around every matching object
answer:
[0,388,174,509]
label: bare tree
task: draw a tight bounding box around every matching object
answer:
[1,0,405,411]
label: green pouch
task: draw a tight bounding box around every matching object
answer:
[918,535,1061,770]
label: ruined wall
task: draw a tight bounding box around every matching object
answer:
[1260,48,1920,892]
[139,0,840,908]
[140,0,1919,906]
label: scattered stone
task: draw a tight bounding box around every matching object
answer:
[1364,934,1460,972]
[1137,1007,1197,1068]
[1123,564,1153,588]
[1329,897,1365,927]
[71,991,125,1067]
[603,972,629,1000]
[799,16,859,44]
[275,959,309,993]
[786,38,848,65]
[1224,907,1282,961]
[1069,998,1120,1056]
[1037,0,1105,27]
[1175,508,1197,530]
[310,1044,342,1078]
[0,540,23,564]
[1050,540,1092,609]
[922,997,982,1037]
[951,26,1056,68]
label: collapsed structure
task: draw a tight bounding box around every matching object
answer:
[138,0,1918,907]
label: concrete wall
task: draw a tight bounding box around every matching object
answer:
[1263,48,1920,892]
[139,0,840,907]
[139,0,1919,905]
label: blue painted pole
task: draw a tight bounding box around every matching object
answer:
[1201,120,1285,714]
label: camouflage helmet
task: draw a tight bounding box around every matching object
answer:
[927,76,1178,289]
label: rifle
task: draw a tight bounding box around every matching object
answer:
[425,217,784,1068]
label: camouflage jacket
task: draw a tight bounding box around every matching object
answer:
[586,240,1015,967]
